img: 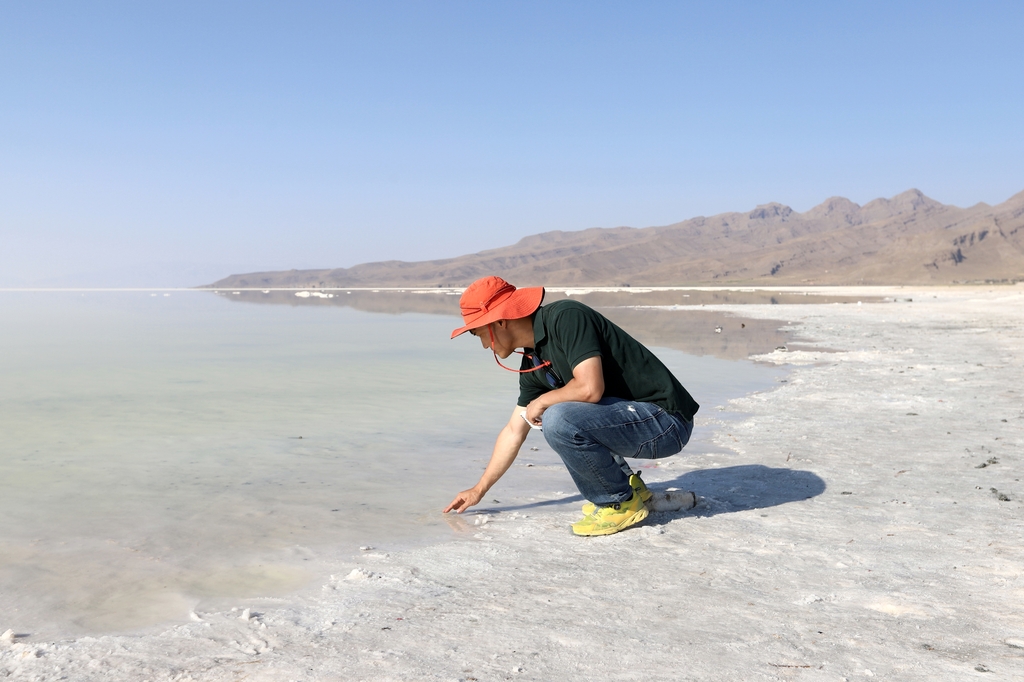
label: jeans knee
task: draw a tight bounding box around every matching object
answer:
[541,403,574,448]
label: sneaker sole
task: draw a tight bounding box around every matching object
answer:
[582,488,652,515]
[572,507,649,537]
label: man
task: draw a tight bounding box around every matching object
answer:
[444,276,699,536]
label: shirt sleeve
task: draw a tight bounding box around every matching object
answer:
[549,305,603,370]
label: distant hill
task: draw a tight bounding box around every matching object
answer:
[206,188,1024,288]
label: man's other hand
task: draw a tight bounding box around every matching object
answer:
[444,487,483,513]
[524,401,546,426]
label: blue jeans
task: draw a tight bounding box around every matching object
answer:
[541,398,693,506]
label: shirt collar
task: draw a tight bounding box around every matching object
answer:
[531,305,548,350]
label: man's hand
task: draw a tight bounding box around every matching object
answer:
[524,400,547,426]
[444,487,483,513]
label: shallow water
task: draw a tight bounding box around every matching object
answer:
[0,291,784,637]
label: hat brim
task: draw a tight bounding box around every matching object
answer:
[450,286,545,338]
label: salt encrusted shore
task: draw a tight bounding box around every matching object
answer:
[3,286,1023,681]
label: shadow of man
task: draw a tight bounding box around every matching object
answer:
[652,464,826,519]
[485,464,825,518]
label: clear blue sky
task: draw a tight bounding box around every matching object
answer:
[3,1,1022,286]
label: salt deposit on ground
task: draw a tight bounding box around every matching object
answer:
[2,286,1022,681]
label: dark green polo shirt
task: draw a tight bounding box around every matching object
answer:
[516,299,699,421]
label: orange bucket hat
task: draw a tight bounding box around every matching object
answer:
[450,276,545,338]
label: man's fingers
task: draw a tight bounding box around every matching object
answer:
[443,496,467,514]
[444,488,483,514]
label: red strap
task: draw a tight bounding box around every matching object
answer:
[487,324,552,374]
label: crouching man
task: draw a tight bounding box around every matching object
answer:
[443,276,699,536]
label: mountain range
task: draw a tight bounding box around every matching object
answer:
[206,188,1024,288]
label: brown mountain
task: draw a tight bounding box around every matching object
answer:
[206,188,1024,288]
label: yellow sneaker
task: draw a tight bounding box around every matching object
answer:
[571,491,649,536]
[581,473,652,515]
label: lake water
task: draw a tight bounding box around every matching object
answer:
[0,291,785,637]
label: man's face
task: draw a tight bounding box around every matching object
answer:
[469,322,513,358]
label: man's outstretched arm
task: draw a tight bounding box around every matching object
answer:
[444,404,532,514]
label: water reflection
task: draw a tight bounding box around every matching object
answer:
[212,288,868,360]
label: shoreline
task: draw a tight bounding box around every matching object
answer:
[3,286,1023,680]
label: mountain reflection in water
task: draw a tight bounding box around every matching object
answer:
[213,288,871,360]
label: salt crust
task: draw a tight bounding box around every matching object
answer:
[2,286,1023,681]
